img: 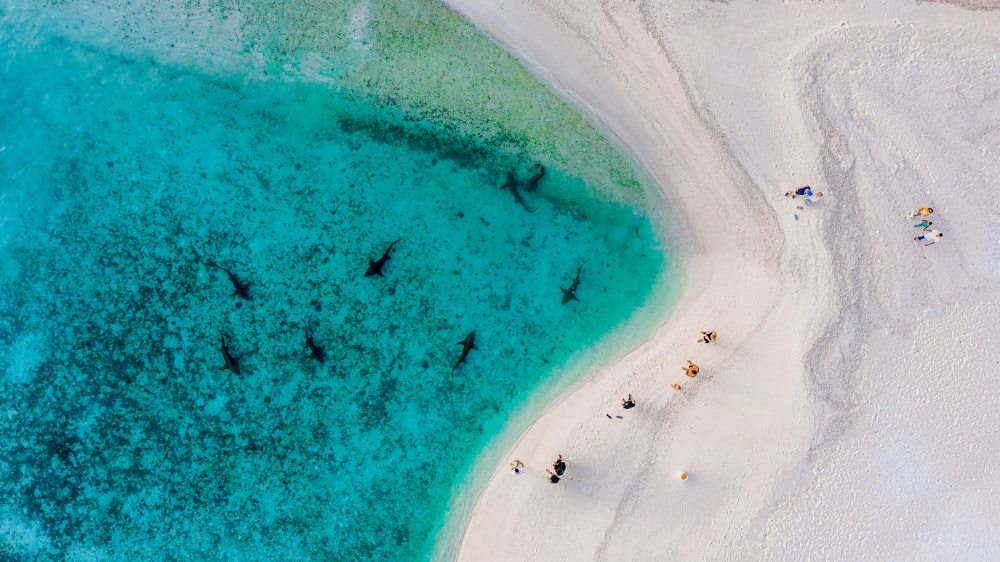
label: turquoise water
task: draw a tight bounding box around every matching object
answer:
[0,1,672,560]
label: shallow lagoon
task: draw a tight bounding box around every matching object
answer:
[0,1,672,559]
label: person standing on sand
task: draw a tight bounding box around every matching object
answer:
[910,206,934,218]
[915,228,943,246]
[545,469,561,484]
[683,360,700,378]
[510,459,525,475]
[698,330,717,344]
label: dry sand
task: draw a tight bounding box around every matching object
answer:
[442,0,1000,559]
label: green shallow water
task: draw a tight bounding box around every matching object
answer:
[0,1,675,559]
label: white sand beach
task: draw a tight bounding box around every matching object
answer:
[444,0,1000,559]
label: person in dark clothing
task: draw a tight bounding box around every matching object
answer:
[622,393,636,409]
[545,469,561,483]
[786,185,812,198]
[552,454,567,476]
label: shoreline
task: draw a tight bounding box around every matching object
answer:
[443,0,1000,558]
[433,246,684,559]
[3,3,680,558]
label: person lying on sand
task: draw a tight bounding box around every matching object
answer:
[910,206,934,218]
[785,185,812,198]
[510,459,525,475]
[545,469,561,484]
[698,330,717,344]
[683,360,700,378]
[622,393,636,409]
[785,185,823,199]
[915,228,943,246]
[913,220,933,229]
[803,191,824,205]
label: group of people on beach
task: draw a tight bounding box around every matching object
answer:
[509,329,721,485]
[677,331,714,386]
[622,329,714,402]
[510,454,567,484]
[911,206,943,246]
[507,200,947,489]
[782,187,944,248]
[621,329,714,400]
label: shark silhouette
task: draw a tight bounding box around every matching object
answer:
[561,264,584,304]
[365,239,401,277]
[219,335,242,375]
[501,172,535,213]
[207,261,251,300]
[452,331,478,374]
[305,331,326,363]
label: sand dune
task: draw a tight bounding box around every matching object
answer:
[444,0,1000,558]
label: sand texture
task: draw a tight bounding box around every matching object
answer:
[443,0,1000,559]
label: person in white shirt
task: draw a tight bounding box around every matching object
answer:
[914,228,943,246]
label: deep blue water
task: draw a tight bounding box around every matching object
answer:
[0,1,672,559]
